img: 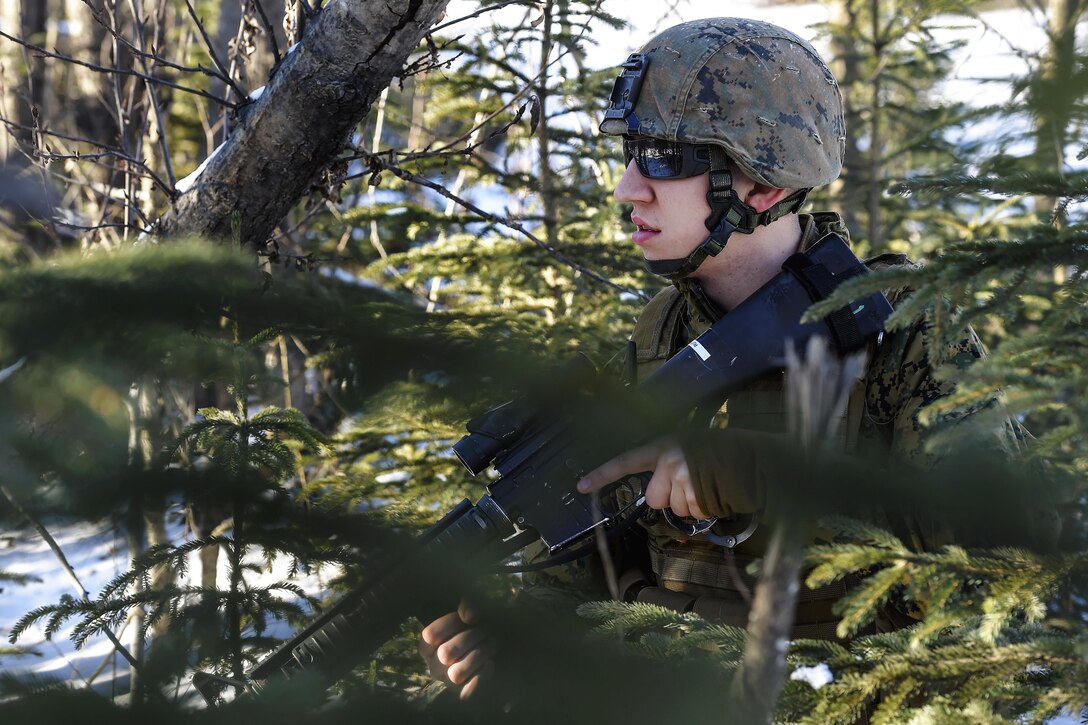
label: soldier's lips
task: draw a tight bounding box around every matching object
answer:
[631,216,660,245]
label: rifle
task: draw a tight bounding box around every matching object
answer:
[193,233,892,704]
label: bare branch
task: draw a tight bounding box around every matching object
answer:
[342,103,522,168]
[429,0,527,35]
[78,0,237,87]
[126,0,177,187]
[423,0,605,157]
[1,117,121,153]
[39,150,175,199]
[181,0,250,100]
[0,29,236,108]
[55,221,148,233]
[251,0,284,65]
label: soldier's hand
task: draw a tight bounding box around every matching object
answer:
[419,600,497,699]
[577,436,710,520]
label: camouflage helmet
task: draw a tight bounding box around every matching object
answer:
[599,18,845,190]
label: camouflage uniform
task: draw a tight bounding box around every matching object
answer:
[520,212,1028,635]
[621,212,1036,635]
[521,18,1036,635]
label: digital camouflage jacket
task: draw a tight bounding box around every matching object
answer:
[520,213,1039,633]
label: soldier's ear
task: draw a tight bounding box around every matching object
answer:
[743,183,794,213]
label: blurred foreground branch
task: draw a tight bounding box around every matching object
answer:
[731,338,865,724]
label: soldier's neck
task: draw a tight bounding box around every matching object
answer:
[693,215,803,312]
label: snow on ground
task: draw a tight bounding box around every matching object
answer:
[0,517,127,688]
[0,507,337,700]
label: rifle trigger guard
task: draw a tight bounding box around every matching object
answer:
[661,508,759,550]
[661,507,717,536]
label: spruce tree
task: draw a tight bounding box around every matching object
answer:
[815,0,988,253]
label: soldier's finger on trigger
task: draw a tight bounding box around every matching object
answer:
[607,444,657,482]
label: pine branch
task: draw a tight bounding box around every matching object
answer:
[364,153,648,302]
[0,485,139,668]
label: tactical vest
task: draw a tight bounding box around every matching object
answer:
[621,213,911,631]
[628,212,888,453]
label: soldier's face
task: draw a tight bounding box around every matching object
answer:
[613,160,716,262]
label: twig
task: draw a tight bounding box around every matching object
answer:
[125,0,176,188]
[342,92,532,167]
[429,0,528,35]
[251,0,283,65]
[422,0,605,157]
[0,29,236,108]
[55,221,149,233]
[39,149,175,198]
[1,117,129,155]
[181,0,249,100]
[78,0,236,86]
[0,483,140,670]
[359,152,648,302]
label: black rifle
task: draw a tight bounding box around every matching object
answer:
[193,233,892,704]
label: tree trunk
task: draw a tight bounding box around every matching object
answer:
[828,0,864,239]
[866,0,884,250]
[1033,0,1083,221]
[126,379,176,698]
[536,0,557,246]
[732,339,864,724]
[731,521,807,725]
[157,0,452,245]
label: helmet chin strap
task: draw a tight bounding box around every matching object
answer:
[643,147,809,283]
[643,218,738,282]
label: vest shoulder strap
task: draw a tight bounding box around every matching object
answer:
[629,285,687,363]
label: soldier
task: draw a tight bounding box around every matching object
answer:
[419,16,1025,698]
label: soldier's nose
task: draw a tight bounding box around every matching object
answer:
[614,160,653,204]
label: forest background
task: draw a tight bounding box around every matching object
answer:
[0,0,1086,722]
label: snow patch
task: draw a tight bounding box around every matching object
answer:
[249,85,266,101]
[175,142,225,194]
[318,266,385,290]
[0,357,26,384]
[791,663,834,690]
[56,19,84,37]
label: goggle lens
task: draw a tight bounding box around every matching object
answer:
[622,137,712,179]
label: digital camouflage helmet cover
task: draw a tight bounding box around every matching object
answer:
[600,18,847,280]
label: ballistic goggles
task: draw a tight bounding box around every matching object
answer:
[622,136,712,180]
